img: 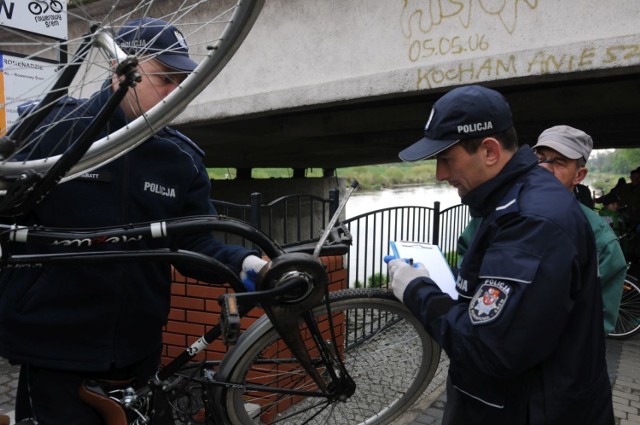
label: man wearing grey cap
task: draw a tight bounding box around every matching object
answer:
[534,125,626,335]
[535,125,597,209]
[387,85,613,424]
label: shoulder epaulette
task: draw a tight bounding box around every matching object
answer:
[164,126,205,157]
[495,181,524,220]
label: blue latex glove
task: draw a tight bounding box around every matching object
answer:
[240,255,268,292]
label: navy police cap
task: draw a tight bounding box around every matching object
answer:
[116,17,197,73]
[399,85,513,162]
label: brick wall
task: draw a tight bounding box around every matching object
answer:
[161,255,347,365]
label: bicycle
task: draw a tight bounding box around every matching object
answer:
[608,224,640,340]
[0,3,442,423]
[595,201,640,340]
[0,209,440,424]
[0,0,263,216]
[608,274,640,340]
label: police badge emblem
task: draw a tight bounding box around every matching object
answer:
[469,280,510,324]
[173,29,189,50]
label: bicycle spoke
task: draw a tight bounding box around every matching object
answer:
[0,0,263,194]
[609,276,640,339]
[219,290,440,424]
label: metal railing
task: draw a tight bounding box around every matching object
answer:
[342,202,470,289]
[210,190,471,289]
[211,190,339,249]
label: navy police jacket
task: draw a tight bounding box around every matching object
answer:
[0,83,254,371]
[403,147,613,424]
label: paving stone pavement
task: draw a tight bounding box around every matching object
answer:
[1,334,639,424]
[395,333,640,425]
[0,358,18,421]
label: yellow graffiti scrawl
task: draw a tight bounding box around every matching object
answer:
[415,41,640,90]
[401,0,539,37]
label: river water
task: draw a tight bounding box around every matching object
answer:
[342,184,463,286]
[344,175,599,217]
[345,184,461,219]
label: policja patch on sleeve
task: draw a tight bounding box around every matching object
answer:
[469,280,511,325]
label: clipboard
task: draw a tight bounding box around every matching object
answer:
[390,241,458,300]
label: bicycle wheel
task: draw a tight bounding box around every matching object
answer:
[0,0,262,185]
[216,288,441,425]
[608,274,640,340]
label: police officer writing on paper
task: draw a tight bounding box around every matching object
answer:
[0,18,266,425]
[532,125,626,335]
[458,125,627,336]
[389,85,613,424]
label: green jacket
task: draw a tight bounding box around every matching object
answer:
[458,204,627,334]
[598,208,626,236]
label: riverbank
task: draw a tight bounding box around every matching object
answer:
[345,167,626,195]
[208,163,625,194]
[208,163,440,191]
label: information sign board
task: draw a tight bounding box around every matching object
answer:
[0,0,67,40]
[0,52,58,137]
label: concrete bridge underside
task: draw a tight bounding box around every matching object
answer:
[167,0,640,170]
[176,73,640,169]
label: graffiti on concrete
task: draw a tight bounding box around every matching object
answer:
[401,0,539,38]
[415,42,640,89]
[401,2,640,89]
[408,33,490,62]
[402,0,539,64]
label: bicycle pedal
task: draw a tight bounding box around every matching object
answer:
[219,294,241,345]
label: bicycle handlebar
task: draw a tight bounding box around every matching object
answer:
[1,215,285,258]
[0,215,352,282]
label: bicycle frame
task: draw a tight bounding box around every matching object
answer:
[0,30,139,216]
[0,214,355,423]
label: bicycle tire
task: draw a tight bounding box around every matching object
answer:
[216,288,441,425]
[0,0,263,186]
[608,274,640,340]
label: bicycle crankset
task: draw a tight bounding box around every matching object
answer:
[256,252,327,311]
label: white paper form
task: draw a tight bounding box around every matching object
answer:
[390,241,458,300]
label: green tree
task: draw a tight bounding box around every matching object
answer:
[604,149,640,174]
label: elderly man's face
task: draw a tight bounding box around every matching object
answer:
[534,147,585,191]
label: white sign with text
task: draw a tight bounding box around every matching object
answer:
[0,52,58,136]
[0,0,67,40]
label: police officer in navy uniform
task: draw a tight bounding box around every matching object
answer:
[389,85,613,424]
[0,18,267,424]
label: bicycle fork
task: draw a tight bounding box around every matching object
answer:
[220,252,357,401]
